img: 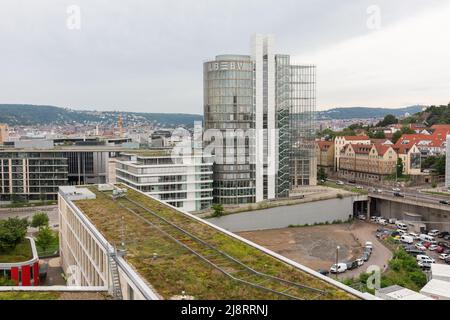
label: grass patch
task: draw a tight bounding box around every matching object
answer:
[0,292,60,300]
[74,186,358,300]
[424,191,450,198]
[288,219,350,228]
[0,239,33,263]
[324,182,368,195]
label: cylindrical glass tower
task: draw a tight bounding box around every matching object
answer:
[203,55,256,204]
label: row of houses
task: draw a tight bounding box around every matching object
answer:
[315,125,450,183]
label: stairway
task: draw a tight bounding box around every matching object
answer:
[109,255,123,300]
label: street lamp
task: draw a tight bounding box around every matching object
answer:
[335,245,340,279]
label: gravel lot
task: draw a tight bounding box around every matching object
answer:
[238,220,392,279]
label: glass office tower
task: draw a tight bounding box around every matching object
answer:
[203,55,256,204]
[204,35,316,204]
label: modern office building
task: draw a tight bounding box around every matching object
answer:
[203,34,316,204]
[115,151,214,212]
[0,150,69,202]
[0,141,124,203]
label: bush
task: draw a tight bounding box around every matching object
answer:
[31,212,49,229]
[337,193,344,199]
[211,204,224,218]
[0,217,29,251]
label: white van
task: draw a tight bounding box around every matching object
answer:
[330,263,347,274]
[400,235,414,244]
[396,222,408,230]
[419,234,435,242]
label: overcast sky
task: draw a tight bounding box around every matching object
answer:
[1,0,449,113]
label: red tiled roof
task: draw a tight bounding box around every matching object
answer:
[339,135,370,141]
[373,144,391,156]
[316,140,333,151]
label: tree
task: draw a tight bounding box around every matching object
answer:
[392,131,402,144]
[35,226,57,252]
[31,212,49,229]
[396,158,404,178]
[377,114,398,127]
[433,155,446,175]
[317,167,327,182]
[0,217,29,251]
[212,204,224,217]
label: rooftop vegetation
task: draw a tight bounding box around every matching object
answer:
[74,186,358,300]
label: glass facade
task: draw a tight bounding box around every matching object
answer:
[290,65,316,187]
[204,55,256,204]
[204,37,317,204]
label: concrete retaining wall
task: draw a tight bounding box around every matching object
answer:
[208,197,354,232]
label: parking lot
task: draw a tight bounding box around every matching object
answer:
[237,220,392,279]
[370,216,450,267]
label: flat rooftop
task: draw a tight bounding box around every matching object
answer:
[69,185,361,300]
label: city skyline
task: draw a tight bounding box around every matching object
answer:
[1,1,449,114]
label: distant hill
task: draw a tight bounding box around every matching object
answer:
[317,106,424,120]
[0,104,203,127]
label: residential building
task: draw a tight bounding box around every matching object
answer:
[337,143,397,182]
[446,135,450,188]
[334,135,371,170]
[394,143,422,175]
[0,124,8,144]
[115,151,213,212]
[315,140,334,174]
[203,34,316,204]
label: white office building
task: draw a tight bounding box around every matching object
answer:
[115,152,213,212]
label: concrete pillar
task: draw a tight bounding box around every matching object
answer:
[367,198,371,220]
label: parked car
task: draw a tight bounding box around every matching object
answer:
[357,215,366,220]
[365,241,373,250]
[428,230,440,237]
[317,269,329,276]
[418,261,432,270]
[439,200,450,205]
[396,222,408,231]
[400,235,414,244]
[445,257,450,265]
[378,219,387,226]
[428,244,439,251]
[356,258,364,266]
[439,253,450,260]
[420,234,435,242]
[388,218,397,224]
[362,252,370,262]
[417,255,435,263]
[406,249,425,257]
[408,232,420,240]
[436,246,445,253]
[330,263,347,274]
[396,229,407,236]
[394,192,405,197]
[370,216,378,223]
[392,187,401,192]
[345,261,359,270]
[415,242,427,251]
[336,180,344,185]
[438,232,450,238]
[444,234,450,241]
